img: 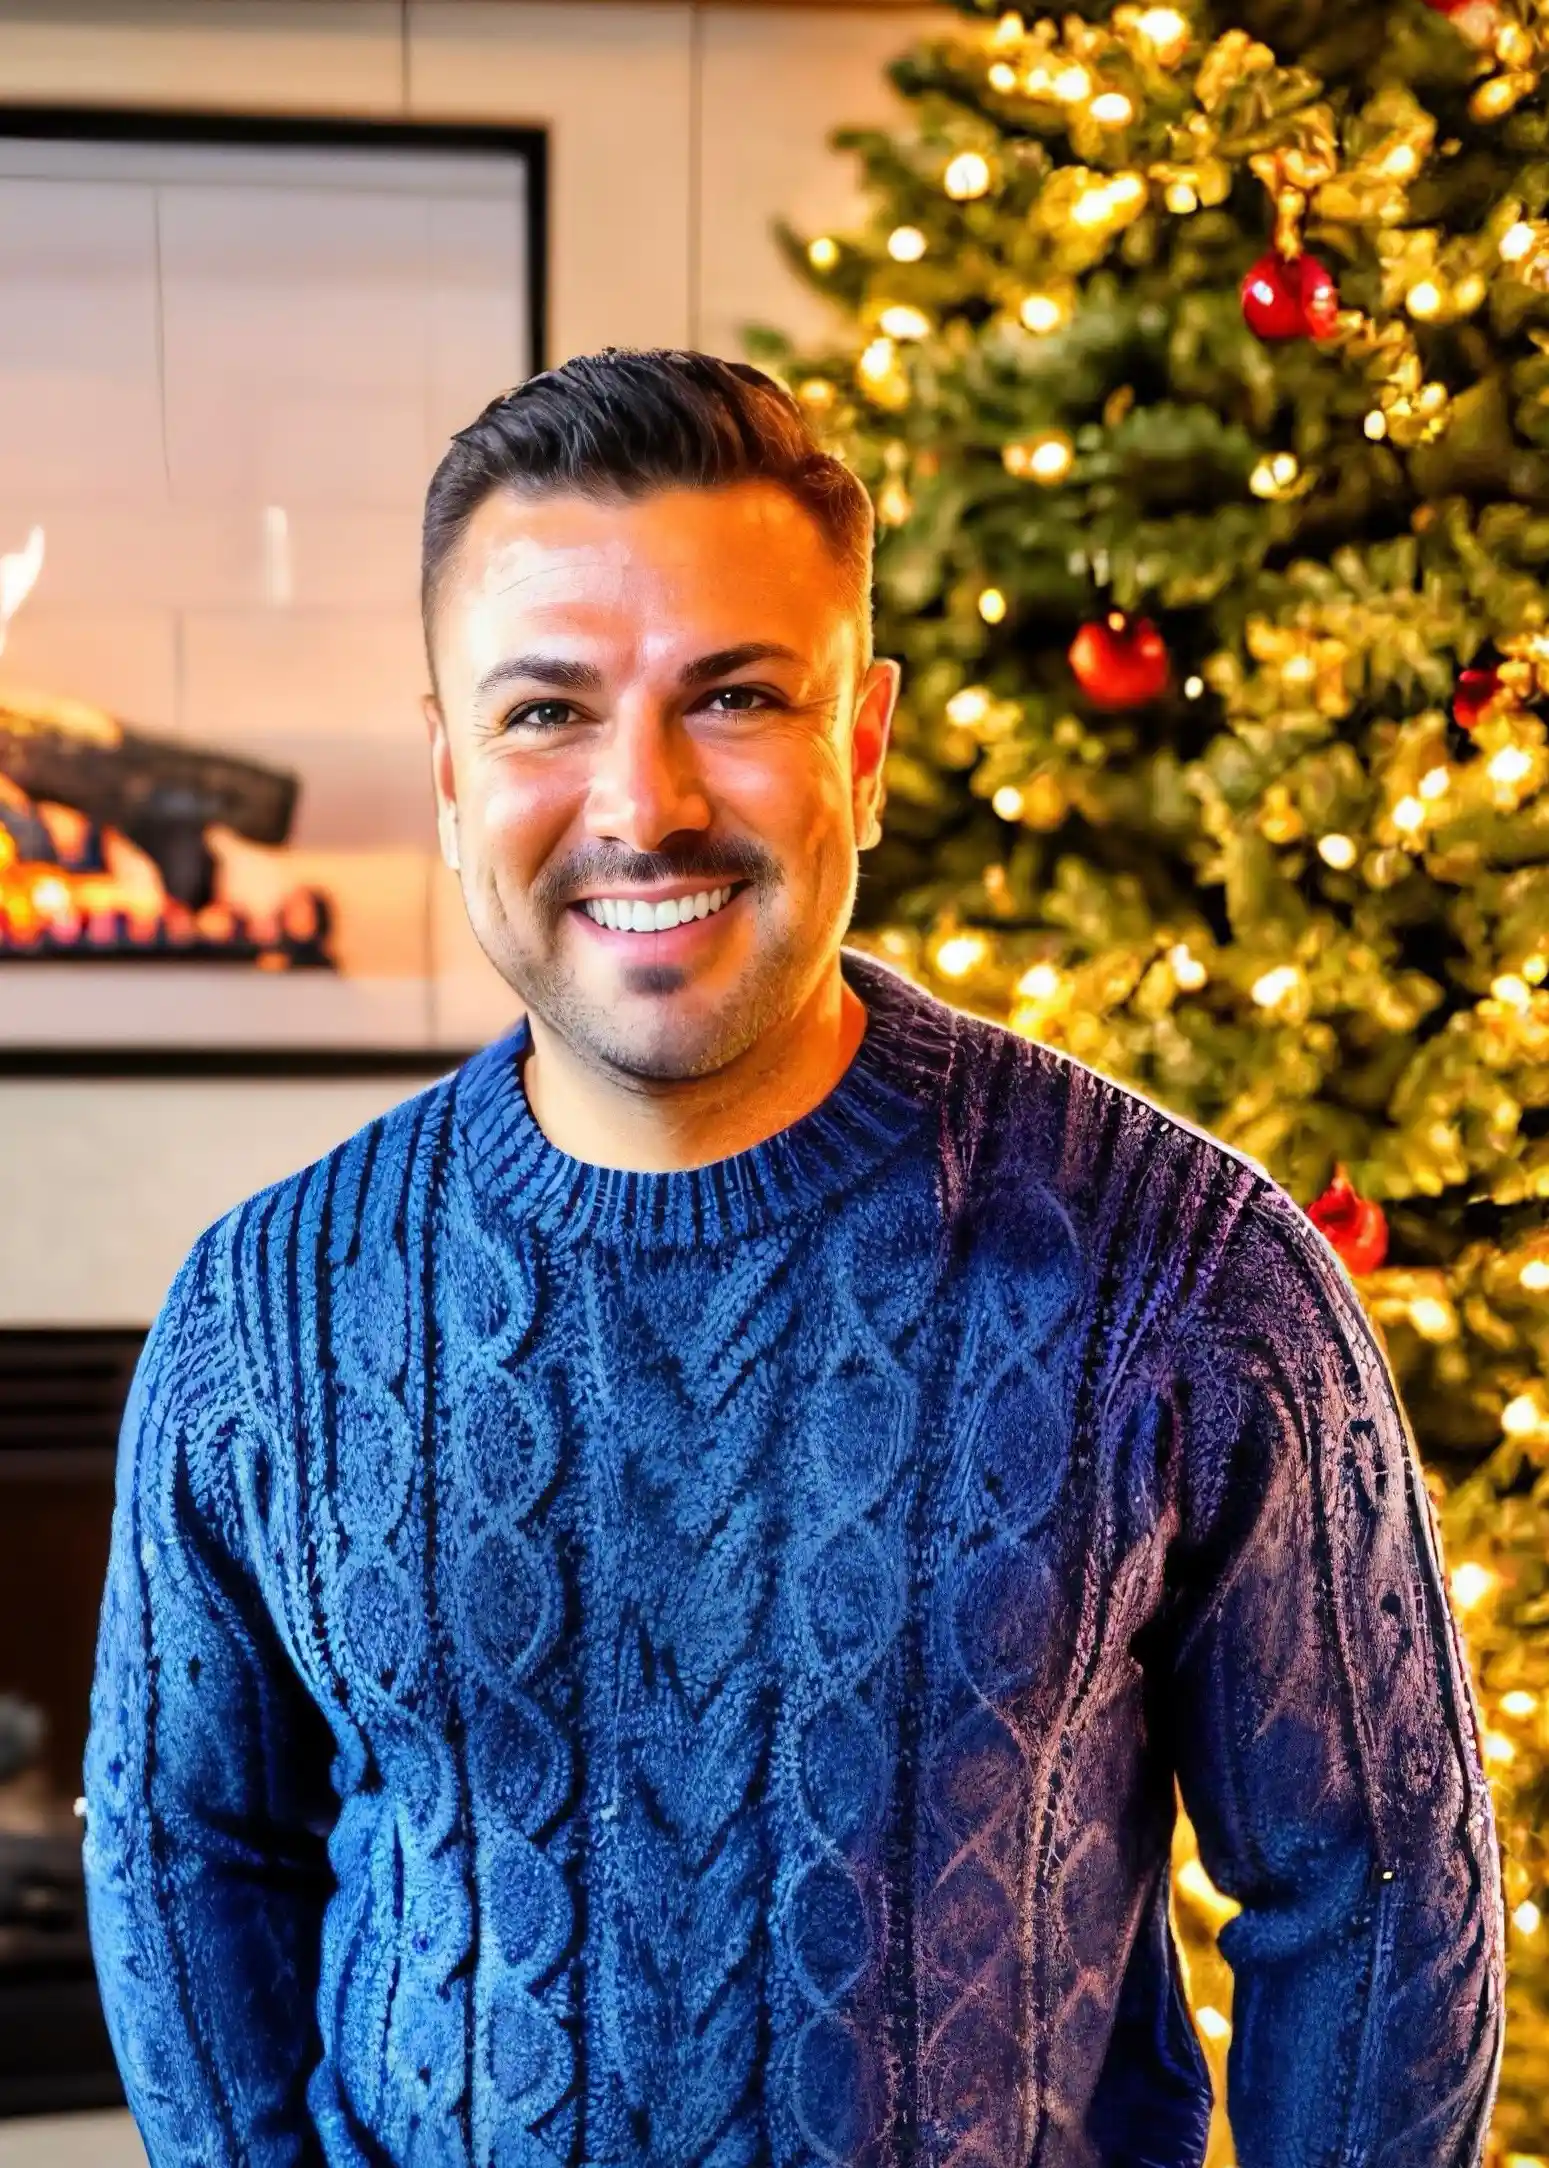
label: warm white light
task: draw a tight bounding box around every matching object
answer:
[1364,410,1388,441]
[989,61,1019,91]
[1019,292,1066,333]
[1090,91,1134,125]
[1492,972,1532,1009]
[1409,1296,1455,1340]
[1503,1689,1538,1716]
[1392,794,1426,834]
[1501,221,1537,263]
[887,225,927,262]
[1196,2006,1231,2042]
[1485,1731,1517,1764]
[1419,765,1451,799]
[807,235,839,270]
[1451,1561,1496,1610]
[947,686,991,726]
[1514,1901,1542,1935]
[1165,181,1199,214]
[1017,962,1063,1000]
[944,152,992,200]
[1407,279,1443,319]
[1252,965,1300,1007]
[936,932,988,978]
[992,10,1025,44]
[1072,188,1114,227]
[978,586,1008,623]
[880,304,931,340]
[1521,1258,1549,1291]
[1170,942,1207,989]
[1183,675,1204,698]
[1135,7,1188,50]
[1107,173,1146,209]
[993,785,1025,819]
[857,337,898,385]
[1489,745,1533,784]
[1382,144,1421,180]
[1028,434,1074,481]
[1503,1392,1543,1437]
[1318,833,1357,869]
[1053,64,1092,101]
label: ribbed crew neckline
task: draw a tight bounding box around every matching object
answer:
[454,945,961,1251]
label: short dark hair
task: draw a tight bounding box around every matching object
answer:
[421,345,875,678]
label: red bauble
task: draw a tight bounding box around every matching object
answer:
[1068,613,1170,709]
[1453,665,1503,733]
[1308,1164,1389,1275]
[1241,249,1341,341]
[1420,0,1498,40]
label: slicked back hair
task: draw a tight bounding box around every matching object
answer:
[421,346,875,686]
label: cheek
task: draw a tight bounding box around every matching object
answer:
[472,762,571,866]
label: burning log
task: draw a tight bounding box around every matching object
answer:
[0,685,296,911]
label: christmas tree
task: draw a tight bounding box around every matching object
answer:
[742,2,1549,2155]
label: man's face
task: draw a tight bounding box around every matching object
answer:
[424,477,898,1082]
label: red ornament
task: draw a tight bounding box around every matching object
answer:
[1307,1164,1389,1275]
[1241,249,1341,341]
[1068,612,1170,709]
[1420,0,1498,41]
[1453,665,1503,733]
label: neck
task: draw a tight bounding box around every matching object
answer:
[517,959,867,1176]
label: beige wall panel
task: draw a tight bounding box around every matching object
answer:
[0,2,404,115]
[409,1,694,364]
[0,1075,447,1326]
[696,5,949,363]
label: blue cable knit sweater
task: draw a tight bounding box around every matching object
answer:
[83,946,1503,2168]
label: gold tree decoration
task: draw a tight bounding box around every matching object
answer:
[743,0,1549,2155]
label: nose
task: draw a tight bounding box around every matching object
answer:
[582,697,712,851]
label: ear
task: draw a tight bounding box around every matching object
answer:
[853,655,900,850]
[423,692,460,873]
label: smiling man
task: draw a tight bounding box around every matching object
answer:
[85,349,1502,2168]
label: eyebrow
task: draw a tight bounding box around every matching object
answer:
[472,641,807,705]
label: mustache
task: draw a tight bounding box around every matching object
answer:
[538,840,776,907]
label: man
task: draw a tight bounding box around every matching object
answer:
[84,348,1503,2167]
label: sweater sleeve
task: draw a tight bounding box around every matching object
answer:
[82,1221,336,2168]
[1159,1180,1505,2167]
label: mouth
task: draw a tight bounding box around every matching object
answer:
[567,880,751,949]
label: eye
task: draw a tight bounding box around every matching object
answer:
[504,699,577,732]
[704,685,777,713]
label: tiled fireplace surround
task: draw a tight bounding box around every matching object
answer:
[0,4,945,2151]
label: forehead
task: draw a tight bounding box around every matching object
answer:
[434,477,852,670]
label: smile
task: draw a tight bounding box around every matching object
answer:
[571,883,746,935]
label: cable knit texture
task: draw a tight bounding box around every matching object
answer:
[83,946,1504,2168]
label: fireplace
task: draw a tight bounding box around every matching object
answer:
[0,1329,142,2117]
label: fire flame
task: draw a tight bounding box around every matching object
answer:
[0,526,44,658]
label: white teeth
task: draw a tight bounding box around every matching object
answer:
[582,885,735,932]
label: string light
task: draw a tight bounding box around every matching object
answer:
[1451,1561,1496,1610]
[1406,280,1443,320]
[1017,961,1063,1000]
[1504,1392,1544,1436]
[1005,433,1074,482]
[1183,675,1204,698]
[1503,1690,1539,1716]
[993,785,1025,819]
[1365,410,1388,440]
[991,10,1025,44]
[857,337,898,384]
[1489,744,1534,784]
[1134,7,1190,62]
[879,304,930,339]
[1090,91,1135,126]
[1514,1901,1543,1935]
[1170,942,1208,989]
[1392,794,1426,835]
[887,225,926,262]
[1521,1258,1549,1290]
[1419,765,1451,799]
[1165,181,1199,213]
[1054,65,1093,102]
[935,931,988,977]
[1486,1731,1518,1764]
[1019,291,1068,333]
[1492,972,1532,1009]
[989,61,1019,91]
[807,236,839,271]
[1382,144,1421,180]
[944,152,992,200]
[1318,834,1358,869]
[978,586,1008,623]
[1252,964,1300,1007]
[1501,220,1537,262]
[947,686,991,726]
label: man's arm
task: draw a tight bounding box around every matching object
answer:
[1159,1180,1504,2166]
[83,1223,335,2167]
